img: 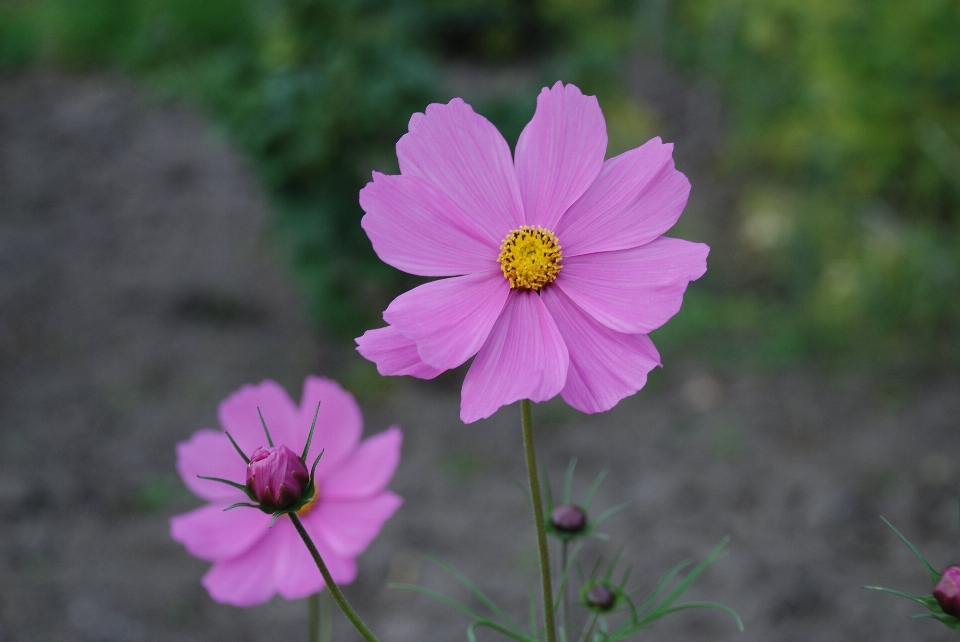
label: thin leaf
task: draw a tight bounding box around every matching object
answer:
[880,516,940,583]
[224,431,250,464]
[563,458,578,504]
[302,401,321,462]
[425,556,522,630]
[591,502,631,529]
[389,583,485,621]
[657,601,744,631]
[257,407,274,447]
[630,559,692,610]
[554,541,586,611]
[863,585,934,606]
[649,538,729,614]
[467,619,534,642]
[582,470,609,510]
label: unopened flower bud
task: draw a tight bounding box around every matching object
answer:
[586,584,616,611]
[246,445,309,510]
[934,566,960,617]
[550,504,587,534]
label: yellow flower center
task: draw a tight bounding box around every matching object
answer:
[297,487,319,517]
[498,226,562,290]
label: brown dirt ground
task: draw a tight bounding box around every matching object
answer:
[1,69,959,642]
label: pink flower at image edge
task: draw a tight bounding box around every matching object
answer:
[356,81,708,422]
[170,377,402,607]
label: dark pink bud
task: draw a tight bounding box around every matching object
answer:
[246,445,309,510]
[934,565,960,617]
[550,504,587,534]
[586,584,616,611]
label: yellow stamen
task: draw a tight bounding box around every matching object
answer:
[297,488,319,516]
[498,226,562,290]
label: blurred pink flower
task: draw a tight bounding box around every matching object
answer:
[356,81,707,422]
[170,377,402,607]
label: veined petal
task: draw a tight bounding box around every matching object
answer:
[355,326,444,380]
[323,426,402,501]
[556,237,708,334]
[217,381,299,457]
[397,98,524,240]
[383,271,510,371]
[310,492,403,558]
[542,287,661,414]
[461,290,569,423]
[360,172,498,276]
[175,429,248,502]
[515,82,607,230]
[297,377,363,483]
[557,138,691,256]
[170,503,271,562]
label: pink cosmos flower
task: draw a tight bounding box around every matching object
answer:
[170,376,402,606]
[356,82,708,423]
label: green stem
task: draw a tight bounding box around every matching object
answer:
[578,612,598,642]
[320,589,334,642]
[309,592,319,642]
[521,399,557,642]
[290,513,380,642]
[561,540,570,638]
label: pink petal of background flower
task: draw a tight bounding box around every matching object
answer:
[171,376,402,607]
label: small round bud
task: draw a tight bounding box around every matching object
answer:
[550,504,587,534]
[934,565,960,617]
[246,445,309,511]
[586,584,616,612]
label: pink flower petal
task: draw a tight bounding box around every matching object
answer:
[296,377,363,482]
[269,519,323,600]
[175,429,248,502]
[217,381,299,457]
[397,98,524,241]
[295,513,359,585]
[200,527,286,607]
[514,82,607,230]
[355,326,445,380]
[460,290,569,423]
[556,138,691,256]
[360,172,498,276]
[310,492,403,558]
[542,287,662,414]
[323,426,402,501]
[383,271,510,370]
[170,503,271,562]
[556,237,709,334]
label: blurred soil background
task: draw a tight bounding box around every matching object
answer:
[1,1,960,641]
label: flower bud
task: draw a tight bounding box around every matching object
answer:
[550,504,587,534]
[586,584,616,611]
[246,445,309,511]
[934,565,960,617]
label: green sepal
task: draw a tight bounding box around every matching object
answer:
[269,511,282,528]
[302,401,321,463]
[257,407,274,447]
[224,431,250,464]
[197,475,256,501]
[311,448,325,481]
[224,502,261,511]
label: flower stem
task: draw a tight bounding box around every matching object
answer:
[521,399,557,642]
[309,592,319,642]
[290,513,380,642]
[561,540,570,637]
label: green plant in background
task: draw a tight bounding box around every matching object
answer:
[3,0,958,366]
[650,0,960,367]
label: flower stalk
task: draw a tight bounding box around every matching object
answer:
[521,399,557,642]
[290,513,380,642]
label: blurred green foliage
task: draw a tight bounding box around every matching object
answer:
[2,0,958,368]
